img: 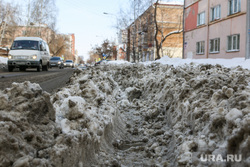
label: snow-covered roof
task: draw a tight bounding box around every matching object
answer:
[14,37,43,41]
[158,0,184,5]
[0,47,8,51]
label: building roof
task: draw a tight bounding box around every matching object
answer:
[158,1,184,5]
[14,37,44,41]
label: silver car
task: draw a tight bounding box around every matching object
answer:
[64,60,74,68]
[49,57,64,69]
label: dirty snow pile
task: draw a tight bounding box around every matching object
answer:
[0,56,7,70]
[0,60,250,166]
[0,56,7,64]
[0,72,120,166]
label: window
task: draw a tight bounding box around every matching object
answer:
[227,34,240,51]
[210,38,220,53]
[39,41,45,51]
[11,40,39,50]
[211,5,221,21]
[196,41,205,54]
[229,0,241,15]
[197,12,205,26]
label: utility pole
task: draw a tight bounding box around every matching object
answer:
[246,0,250,59]
[133,0,136,63]
[103,12,119,60]
[39,0,43,37]
[25,0,31,36]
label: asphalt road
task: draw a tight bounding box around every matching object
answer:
[0,67,75,93]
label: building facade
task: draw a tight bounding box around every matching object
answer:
[184,0,249,59]
[126,2,183,62]
[68,33,75,56]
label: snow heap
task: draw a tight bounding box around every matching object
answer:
[0,59,250,166]
[0,56,7,64]
[0,82,57,166]
[93,62,250,166]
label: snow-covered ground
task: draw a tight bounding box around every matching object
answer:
[0,56,7,64]
[0,56,249,166]
[110,57,250,70]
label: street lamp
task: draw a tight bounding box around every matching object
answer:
[103,12,119,60]
[103,12,119,42]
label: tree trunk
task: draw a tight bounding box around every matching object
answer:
[154,0,161,60]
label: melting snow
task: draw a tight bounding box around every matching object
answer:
[0,56,249,166]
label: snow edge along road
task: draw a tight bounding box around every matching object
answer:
[0,61,250,166]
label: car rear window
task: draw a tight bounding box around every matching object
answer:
[51,57,60,60]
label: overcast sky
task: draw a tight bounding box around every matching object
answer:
[56,0,130,60]
[56,0,184,60]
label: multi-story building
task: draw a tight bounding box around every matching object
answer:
[126,1,183,62]
[184,0,250,59]
[68,33,75,56]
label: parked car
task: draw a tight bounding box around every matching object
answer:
[64,60,74,68]
[49,57,64,69]
[8,37,50,72]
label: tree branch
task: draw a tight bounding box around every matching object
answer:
[159,29,183,49]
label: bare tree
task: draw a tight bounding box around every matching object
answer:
[154,0,183,59]
[0,1,21,46]
[29,0,57,29]
[49,34,69,57]
[22,0,57,40]
[88,39,117,63]
[118,0,153,62]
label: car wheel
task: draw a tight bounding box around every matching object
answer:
[37,62,42,72]
[42,63,49,71]
[8,66,14,72]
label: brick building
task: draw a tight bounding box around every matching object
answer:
[126,1,183,62]
[68,33,75,56]
[183,0,250,59]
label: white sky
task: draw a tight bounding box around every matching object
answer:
[56,0,130,60]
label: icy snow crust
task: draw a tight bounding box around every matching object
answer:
[0,62,250,166]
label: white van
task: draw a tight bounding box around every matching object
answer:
[8,37,51,72]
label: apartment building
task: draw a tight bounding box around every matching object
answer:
[126,2,183,62]
[184,0,250,59]
[68,33,75,56]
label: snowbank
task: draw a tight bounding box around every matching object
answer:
[0,59,249,166]
[109,56,250,70]
[0,56,7,64]
[94,63,250,166]
[156,56,250,69]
